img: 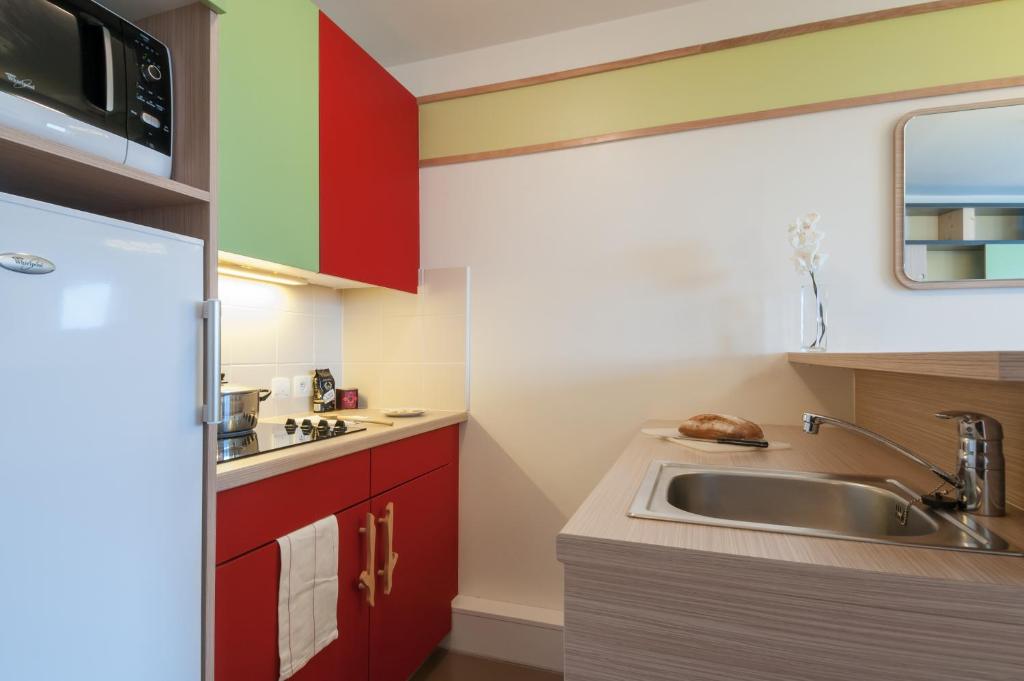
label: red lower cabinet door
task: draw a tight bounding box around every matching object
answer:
[215,503,372,681]
[336,503,373,680]
[369,464,458,681]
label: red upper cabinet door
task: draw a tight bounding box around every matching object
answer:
[319,12,420,293]
[214,502,372,681]
[369,463,459,681]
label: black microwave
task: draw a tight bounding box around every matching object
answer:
[0,0,173,177]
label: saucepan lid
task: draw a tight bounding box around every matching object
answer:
[221,383,259,395]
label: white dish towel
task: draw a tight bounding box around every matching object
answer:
[277,515,340,681]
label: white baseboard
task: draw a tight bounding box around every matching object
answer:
[444,595,565,672]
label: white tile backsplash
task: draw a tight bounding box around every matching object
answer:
[382,315,424,362]
[423,314,467,363]
[228,363,276,391]
[421,363,468,411]
[314,285,343,318]
[221,268,470,416]
[220,274,343,417]
[342,306,383,362]
[381,287,422,317]
[277,313,316,364]
[223,306,277,366]
[381,363,425,406]
[341,267,470,412]
[340,362,382,408]
[314,314,343,365]
[220,275,287,311]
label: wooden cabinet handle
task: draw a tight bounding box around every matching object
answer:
[377,502,399,595]
[357,512,377,607]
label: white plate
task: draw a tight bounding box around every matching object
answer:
[382,408,426,418]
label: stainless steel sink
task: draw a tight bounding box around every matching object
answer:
[629,462,1021,554]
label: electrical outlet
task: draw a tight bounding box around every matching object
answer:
[270,376,290,399]
[293,374,312,398]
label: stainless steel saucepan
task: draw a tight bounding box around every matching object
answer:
[219,381,272,437]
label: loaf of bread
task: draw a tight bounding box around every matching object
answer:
[679,413,764,441]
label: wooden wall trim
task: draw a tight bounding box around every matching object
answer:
[416,0,999,105]
[420,75,1024,168]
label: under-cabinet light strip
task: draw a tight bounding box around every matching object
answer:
[217,265,309,286]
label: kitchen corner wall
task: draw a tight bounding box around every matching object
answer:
[220,275,343,417]
[392,0,1024,621]
[342,267,470,411]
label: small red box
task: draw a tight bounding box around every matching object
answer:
[340,388,359,409]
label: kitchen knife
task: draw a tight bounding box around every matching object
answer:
[671,435,771,448]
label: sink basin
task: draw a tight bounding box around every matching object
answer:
[629,462,1021,555]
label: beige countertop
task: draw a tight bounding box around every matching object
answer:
[558,420,1024,587]
[216,409,468,491]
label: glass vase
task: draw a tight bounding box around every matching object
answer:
[800,277,828,352]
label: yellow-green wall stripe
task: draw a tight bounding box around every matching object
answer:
[419,0,1024,164]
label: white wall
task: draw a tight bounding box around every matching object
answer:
[421,87,1024,614]
[400,4,1024,615]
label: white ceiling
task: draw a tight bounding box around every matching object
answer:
[315,0,706,66]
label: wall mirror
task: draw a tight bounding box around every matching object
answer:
[895,99,1024,289]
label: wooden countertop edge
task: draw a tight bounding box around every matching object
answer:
[215,410,468,491]
[557,532,1023,596]
[556,533,1024,625]
[557,422,1024,587]
[787,351,1024,381]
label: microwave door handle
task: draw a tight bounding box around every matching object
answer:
[101,26,114,112]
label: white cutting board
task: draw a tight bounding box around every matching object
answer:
[641,428,791,453]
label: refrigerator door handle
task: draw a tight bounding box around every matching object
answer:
[202,299,222,424]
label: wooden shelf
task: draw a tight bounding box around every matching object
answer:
[906,206,1024,216]
[787,351,1024,382]
[905,200,1024,209]
[904,239,1024,251]
[0,123,210,216]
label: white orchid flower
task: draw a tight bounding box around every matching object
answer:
[787,212,827,275]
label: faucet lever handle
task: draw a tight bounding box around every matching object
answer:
[935,411,1003,441]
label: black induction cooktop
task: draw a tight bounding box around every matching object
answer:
[216,416,368,464]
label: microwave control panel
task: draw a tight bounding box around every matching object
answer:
[123,24,172,157]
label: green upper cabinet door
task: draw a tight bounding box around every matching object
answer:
[219,0,319,271]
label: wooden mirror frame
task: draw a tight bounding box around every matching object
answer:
[894,97,1024,290]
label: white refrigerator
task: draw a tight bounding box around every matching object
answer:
[0,192,210,680]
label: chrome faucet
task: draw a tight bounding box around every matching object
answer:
[936,411,1005,516]
[802,411,1005,517]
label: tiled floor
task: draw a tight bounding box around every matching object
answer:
[411,650,564,681]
